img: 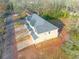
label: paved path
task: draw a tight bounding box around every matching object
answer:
[2,16,17,59]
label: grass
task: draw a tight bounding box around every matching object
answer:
[40,9,79,59]
[0,17,5,34]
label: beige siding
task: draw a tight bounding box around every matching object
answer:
[17,39,34,51]
[35,29,59,44]
[17,29,59,51]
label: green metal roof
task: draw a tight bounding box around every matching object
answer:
[29,14,58,34]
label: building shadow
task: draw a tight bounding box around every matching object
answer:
[47,18,65,34]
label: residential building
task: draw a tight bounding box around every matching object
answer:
[25,14,59,44]
[15,14,59,51]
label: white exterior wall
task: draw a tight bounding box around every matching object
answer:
[34,29,59,44]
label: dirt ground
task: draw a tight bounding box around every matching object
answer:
[18,29,68,59]
[0,3,6,13]
[17,18,69,59]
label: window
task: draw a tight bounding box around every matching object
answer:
[49,32,50,34]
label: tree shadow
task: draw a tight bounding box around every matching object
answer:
[2,16,17,59]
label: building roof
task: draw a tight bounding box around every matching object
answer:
[27,14,58,34]
[31,31,38,40]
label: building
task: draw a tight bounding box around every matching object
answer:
[15,14,59,51]
[25,14,59,44]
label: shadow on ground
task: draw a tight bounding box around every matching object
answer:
[47,18,65,34]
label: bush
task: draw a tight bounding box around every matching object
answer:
[62,25,79,59]
[41,9,69,20]
[0,17,5,34]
